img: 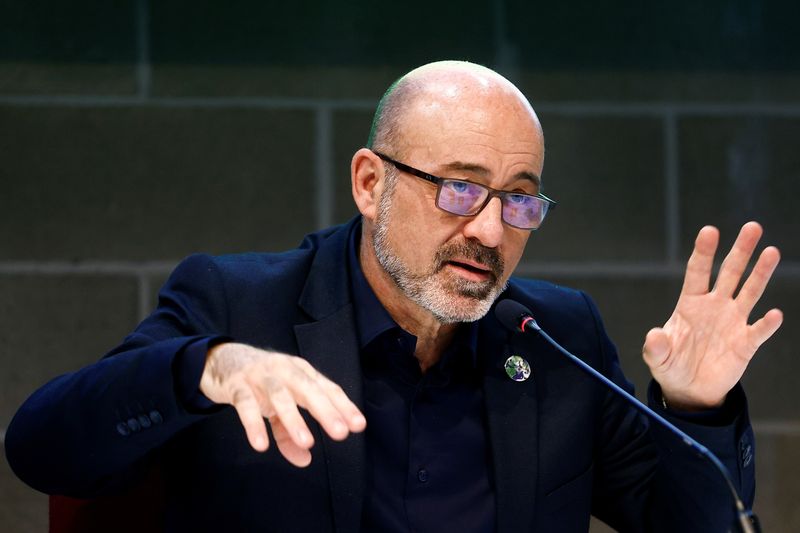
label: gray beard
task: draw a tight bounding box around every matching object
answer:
[371,194,507,324]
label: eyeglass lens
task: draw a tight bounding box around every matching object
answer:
[438,179,548,229]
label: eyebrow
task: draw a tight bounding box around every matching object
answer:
[439,161,541,188]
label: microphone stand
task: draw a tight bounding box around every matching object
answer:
[515,312,760,533]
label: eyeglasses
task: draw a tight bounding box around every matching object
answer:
[373,151,556,230]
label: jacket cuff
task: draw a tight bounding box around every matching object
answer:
[173,335,232,413]
[648,380,746,427]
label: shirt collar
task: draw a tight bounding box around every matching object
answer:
[348,220,403,349]
[346,220,480,368]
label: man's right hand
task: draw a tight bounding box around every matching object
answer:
[199,343,366,467]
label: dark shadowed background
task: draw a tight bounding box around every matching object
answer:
[1,1,799,531]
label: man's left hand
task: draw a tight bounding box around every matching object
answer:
[643,221,783,411]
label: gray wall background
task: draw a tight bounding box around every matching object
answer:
[1,1,799,531]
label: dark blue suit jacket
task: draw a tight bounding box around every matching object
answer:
[5,218,755,532]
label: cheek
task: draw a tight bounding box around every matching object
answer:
[393,226,425,257]
[389,188,449,259]
[397,225,446,268]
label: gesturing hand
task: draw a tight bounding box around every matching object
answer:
[642,222,783,411]
[199,343,366,466]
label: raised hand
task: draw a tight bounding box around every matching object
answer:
[642,222,783,411]
[200,343,366,466]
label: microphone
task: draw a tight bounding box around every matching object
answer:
[494,299,759,533]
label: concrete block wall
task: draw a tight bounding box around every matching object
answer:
[2,1,799,531]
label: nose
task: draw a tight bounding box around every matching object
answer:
[462,197,504,248]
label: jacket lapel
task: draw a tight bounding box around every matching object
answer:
[295,218,366,533]
[295,308,365,533]
[481,305,540,532]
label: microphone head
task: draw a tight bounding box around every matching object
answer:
[495,299,535,333]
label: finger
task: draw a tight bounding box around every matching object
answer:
[269,416,313,467]
[642,327,672,370]
[749,308,784,348]
[681,226,719,296]
[286,373,351,441]
[713,221,763,297]
[291,359,366,433]
[230,385,270,452]
[317,379,367,433]
[262,378,316,449]
[736,246,781,315]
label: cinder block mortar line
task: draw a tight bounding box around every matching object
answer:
[537,102,800,117]
[135,0,152,99]
[515,261,800,279]
[0,95,377,111]
[0,261,176,275]
[137,273,152,322]
[315,106,334,230]
[664,112,680,265]
[515,262,686,278]
[491,0,519,83]
[3,95,800,117]
[1,261,799,279]
[753,421,800,435]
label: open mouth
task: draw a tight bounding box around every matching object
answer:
[445,260,494,280]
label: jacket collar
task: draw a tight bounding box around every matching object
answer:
[297,217,360,321]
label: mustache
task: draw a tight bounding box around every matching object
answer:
[434,240,505,280]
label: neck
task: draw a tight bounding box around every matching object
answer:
[359,227,457,372]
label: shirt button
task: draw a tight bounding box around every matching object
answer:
[417,468,429,483]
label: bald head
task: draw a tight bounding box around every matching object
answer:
[367,61,542,158]
[351,61,547,328]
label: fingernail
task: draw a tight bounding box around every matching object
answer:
[255,436,266,450]
[334,421,347,434]
[296,430,309,445]
[353,414,366,427]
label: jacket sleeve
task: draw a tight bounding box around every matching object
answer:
[4,254,232,497]
[582,292,756,533]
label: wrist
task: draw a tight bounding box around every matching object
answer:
[660,391,726,412]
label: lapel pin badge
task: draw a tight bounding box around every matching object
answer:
[504,355,531,382]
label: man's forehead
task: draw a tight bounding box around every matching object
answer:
[399,93,541,144]
[401,76,539,133]
[384,63,545,181]
[397,105,545,172]
[439,160,542,187]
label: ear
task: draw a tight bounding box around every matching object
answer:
[351,148,384,222]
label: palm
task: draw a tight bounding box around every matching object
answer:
[643,223,783,410]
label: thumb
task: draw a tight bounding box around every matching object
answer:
[642,327,671,370]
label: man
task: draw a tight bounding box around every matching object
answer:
[5,61,783,532]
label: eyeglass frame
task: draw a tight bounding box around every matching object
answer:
[372,150,557,230]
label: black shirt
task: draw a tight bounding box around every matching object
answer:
[348,224,496,533]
